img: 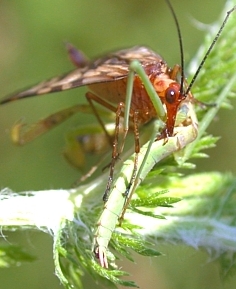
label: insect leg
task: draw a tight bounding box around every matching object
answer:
[103,107,141,202]
[123,111,140,197]
[86,90,145,201]
[85,92,118,147]
[169,64,181,80]
[103,102,125,201]
[128,60,166,122]
[10,104,94,145]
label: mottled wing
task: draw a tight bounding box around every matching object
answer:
[1,46,163,104]
[0,65,127,104]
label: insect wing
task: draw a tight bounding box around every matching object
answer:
[0,46,163,104]
[0,67,125,104]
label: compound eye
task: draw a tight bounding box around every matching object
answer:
[165,87,179,104]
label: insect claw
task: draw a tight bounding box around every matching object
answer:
[156,129,169,144]
[94,246,108,268]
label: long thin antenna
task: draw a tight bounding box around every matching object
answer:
[185,6,236,95]
[165,0,185,94]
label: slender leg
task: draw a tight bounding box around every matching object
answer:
[10,104,94,145]
[103,102,125,201]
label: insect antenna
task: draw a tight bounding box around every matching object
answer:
[165,0,185,94]
[185,5,236,96]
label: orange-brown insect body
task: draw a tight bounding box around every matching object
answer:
[89,65,185,136]
[0,46,186,137]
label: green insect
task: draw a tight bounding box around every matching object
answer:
[93,100,198,268]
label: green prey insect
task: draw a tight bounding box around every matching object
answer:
[93,99,198,268]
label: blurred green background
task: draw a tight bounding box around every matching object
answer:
[0,0,236,288]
